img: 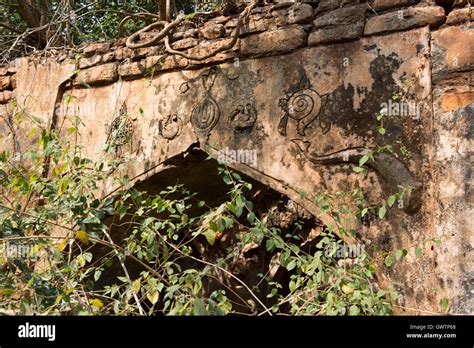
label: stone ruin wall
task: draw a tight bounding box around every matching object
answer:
[0,0,472,314]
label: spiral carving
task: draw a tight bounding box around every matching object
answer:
[288,89,321,121]
[278,87,324,136]
[191,95,220,131]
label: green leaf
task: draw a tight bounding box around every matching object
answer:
[280,250,291,267]
[223,175,232,185]
[76,255,86,267]
[289,280,297,292]
[349,305,360,316]
[247,211,256,224]
[83,252,92,263]
[267,288,278,298]
[76,230,89,244]
[82,216,101,224]
[378,206,387,219]
[378,127,386,135]
[132,279,141,294]
[231,172,241,181]
[359,155,369,167]
[384,255,394,267]
[415,247,423,258]
[235,203,243,218]
[193,297,207,316]
[147,291,159,305]
[94,270,102,282]
[286,260,297,271]
[90,298,104,309]
[395,249,407,261]
[1,288,15,295]
[117,276,129,283]
[209,220,218,232]
[342,284,354,294]
[204,230,216,246]
[440,297,449,312]
[352,166,364,173]
[361,207,368,217]
[387,195,397,207]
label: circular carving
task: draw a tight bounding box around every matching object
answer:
[191,95,220,131]
[159,114,183,140]
[179,82,190,94]
[288,89,321,121]
[229,103,257,131]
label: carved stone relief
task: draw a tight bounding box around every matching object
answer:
[278,75,329,136]
[107,103,135,147]
[191,68,221,138]
[159,114,183,140]
[229,103,257,131]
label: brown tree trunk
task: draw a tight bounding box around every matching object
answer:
[157,0,167,20]
[16,0,57,48]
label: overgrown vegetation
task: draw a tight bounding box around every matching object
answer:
[0,0,228,64]
[0,102,401,316]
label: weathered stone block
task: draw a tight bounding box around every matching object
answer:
[309,23,365,45]
[225,18,238,29]
[371,0,417,10]
[241,25,307,57]
[432,26,474,77]
[441,91,474,112]
[135,47,155,59]
[200,22,226,40]
[7,65,17,74]
[161,55,189,70]
[79,55,102,69]
[446,7,474,25]
[83,42,111,58]
[209,15,231,25]
[241,15,273,35]
[172,38,199,50]
[316,0,341,14]
[0,90,13,103]
[102,52,115,63]
[184,28,199,38]
[0,76,11,91]
[313,4,367,28]
[115,46,153,61]
[10,75,16,89]
[186,38,240,65]
[114,47,136,61]
[364,6,446,36]
[118,61,147,78]
[309,5,366,45]
[144,55,165,70]
[171,21,197,40]
[271,3,313,26]
[76,63,118,86]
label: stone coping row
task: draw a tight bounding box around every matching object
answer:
[0,0,472,104]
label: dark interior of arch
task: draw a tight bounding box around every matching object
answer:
[82,146,338,315]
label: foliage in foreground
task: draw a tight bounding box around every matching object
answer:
[0,120,395,316]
